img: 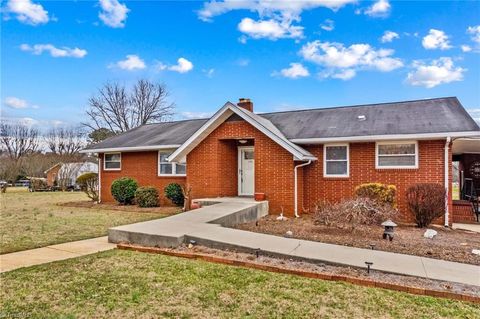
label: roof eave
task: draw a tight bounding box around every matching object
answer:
[80,144,181,154]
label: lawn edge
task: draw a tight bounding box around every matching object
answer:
[117,243,480,304]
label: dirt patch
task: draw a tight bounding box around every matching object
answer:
[163,244,480,298]
[59,200,180,215]
[234,214,480,265]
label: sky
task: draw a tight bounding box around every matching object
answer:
[1,0,480,129]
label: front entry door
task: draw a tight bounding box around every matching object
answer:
[238,147,254,196]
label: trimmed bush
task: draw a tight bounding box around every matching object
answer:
[314,197,397,231]
[355,183,397,207]
[165,183,184,206]
[111,177,138,205]
[406,183,445,228]
[135,186,159,208]
[76,172,99,201]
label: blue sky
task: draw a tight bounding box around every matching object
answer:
[2,0,480,128]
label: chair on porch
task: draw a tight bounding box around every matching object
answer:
[462,178,480,222]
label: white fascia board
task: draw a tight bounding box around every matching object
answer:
[291,131,480,144]
[169,102,318,162]
[80,144,181,154]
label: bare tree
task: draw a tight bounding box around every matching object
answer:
[45,127,86,155]
[0,122,39,161]
[83,79,174,133]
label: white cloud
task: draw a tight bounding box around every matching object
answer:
[202,68,215,78]
[4,97,28,109]
[198,0,354,41]
[461,45,472,52]
[6,0,50,25]
[180,111,212,119]
[98,0,129,28]
[156,58,194,73]
[20,43,87,58]
[406,57,466,88]
[236,58,250,67]
[422,29,452,50]
[113,54,146,70]
[467,25,480,46]
[273,63,310,79]
[198,0,355,22]
[365,0,391,17]
[320,19,334,31]
[380,31,399,43]
[238,17,303,40]
[300,41,403,79]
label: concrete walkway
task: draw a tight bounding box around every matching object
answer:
[453,223,480,233]
[0,236,115,273]
[109,198,480,286]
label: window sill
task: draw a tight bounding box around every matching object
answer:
[157,174,186,178]
[323,175,350,179]
[375,167,418,170]
[104,168,121,171]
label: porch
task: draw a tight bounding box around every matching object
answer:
[452,138,480,223]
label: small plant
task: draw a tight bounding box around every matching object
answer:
[314,197,397,231]
[111,177,138,205]
[135,186,159,208]
[76,172,99,202]
[164,183,184,207]
[406,183,445,228]
[355,183,396,207]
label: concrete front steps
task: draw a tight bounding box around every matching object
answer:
[108,198,269,248]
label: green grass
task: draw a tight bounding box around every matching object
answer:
[453,183,460,200]
[1,250,478,318]
[0,190,174,254]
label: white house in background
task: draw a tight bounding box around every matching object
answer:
[46,162,98,188]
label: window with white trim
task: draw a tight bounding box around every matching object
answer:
[104,153,121,170]
[376,141,418,169]
[324,144,349,177]
[158,150,186,176]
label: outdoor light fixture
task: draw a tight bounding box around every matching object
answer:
[238,139,248,144]
[381,220,397,241]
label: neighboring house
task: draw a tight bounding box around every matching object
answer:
[81,97,480,225]
[45,162,98,188]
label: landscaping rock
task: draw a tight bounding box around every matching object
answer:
[285,230,293,238]
[472,249,480,256]
[423,229,438,239]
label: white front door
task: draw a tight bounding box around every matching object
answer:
[238,147,254,196]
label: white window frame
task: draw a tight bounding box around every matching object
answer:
[375,140,419,169]
[158,150,186,177]
[103,152,121,171]
[323,143,349,178]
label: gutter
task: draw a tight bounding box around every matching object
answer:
[294,160,312,218]
[444,136,451,227]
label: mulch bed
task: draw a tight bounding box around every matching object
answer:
[234,214,480,265]
[119,243,480,301]
[59,201,180,215]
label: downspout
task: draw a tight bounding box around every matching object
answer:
[444,137,451,227]
[294,160,312,218]
[98,155,102,203]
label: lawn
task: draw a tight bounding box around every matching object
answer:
[1,249,479,319]
[0,189,178,254]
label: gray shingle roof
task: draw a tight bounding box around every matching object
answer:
[83,97,479,152]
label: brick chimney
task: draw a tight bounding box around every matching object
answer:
[237,98,253,112]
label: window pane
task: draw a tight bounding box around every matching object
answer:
[160,163,173,174]
[378,144,415,155]
[244,150,254,160]
[105,161,120,169]
[159,152,171,162]
[105,153,120,162]
[176,163,186,175]
[326,161,348,175]
[378,155,416,166]
[326,146,347,160]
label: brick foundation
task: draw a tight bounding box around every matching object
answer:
[452,200,476,223]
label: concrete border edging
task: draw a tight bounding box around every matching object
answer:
[117,243,480,304]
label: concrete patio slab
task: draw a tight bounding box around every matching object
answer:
[0,236,115,273]
[453,223,480,233]
[108,198,480,286]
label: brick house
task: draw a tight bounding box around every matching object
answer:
[81,97,480,225]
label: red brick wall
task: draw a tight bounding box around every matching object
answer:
[302,140,452,223]
[46,164,60,187]
[187,120,296,214]
[99,151,185,206]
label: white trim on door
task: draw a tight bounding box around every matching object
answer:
[238,146,255,196]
